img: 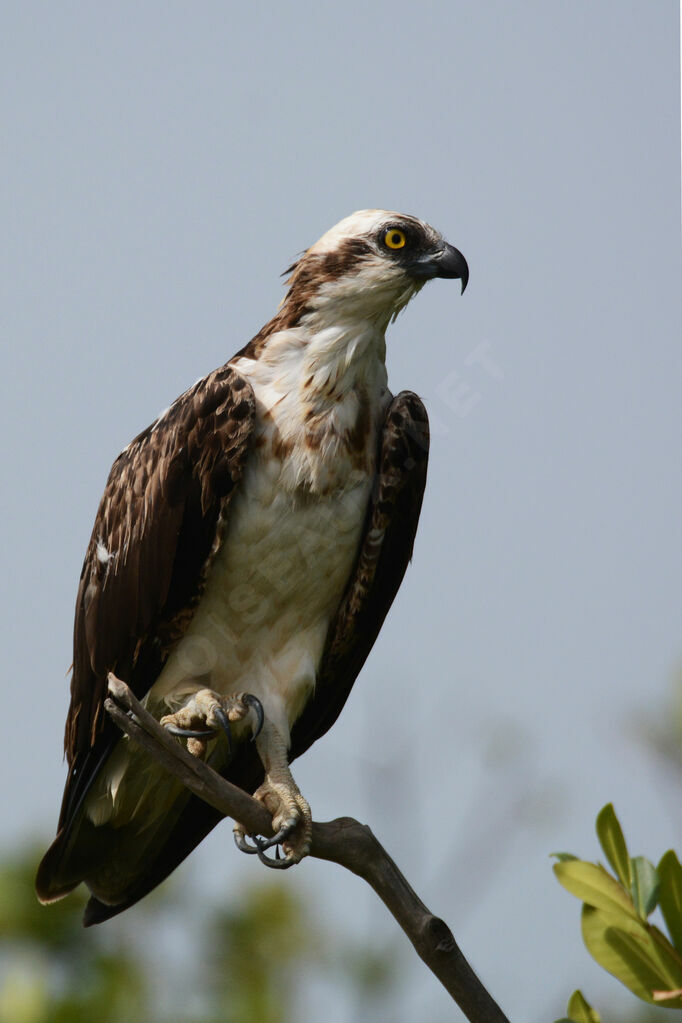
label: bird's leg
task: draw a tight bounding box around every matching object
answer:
[161,688,310,868]
[160,689,263,759]
[233,719,312,870]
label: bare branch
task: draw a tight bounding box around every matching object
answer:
[106,676,510,1023]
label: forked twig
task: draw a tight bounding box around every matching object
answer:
[105,675,510,1023]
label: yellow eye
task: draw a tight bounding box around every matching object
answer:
[384,228,407,250]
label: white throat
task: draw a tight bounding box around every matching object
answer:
[232,312,390,496]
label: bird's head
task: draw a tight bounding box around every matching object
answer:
[280,209,468,332]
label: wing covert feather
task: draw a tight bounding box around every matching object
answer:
[65,365,255,767]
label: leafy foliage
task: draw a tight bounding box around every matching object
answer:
[0,845,149,1023]
[554,988,602,1023]
[0,841,397,1023]
[552,804,682,1018]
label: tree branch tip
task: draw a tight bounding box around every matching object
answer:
[106,673,129,701]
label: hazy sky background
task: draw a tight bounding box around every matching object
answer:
[1,3,680,1020]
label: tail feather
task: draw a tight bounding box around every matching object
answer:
[36,743,265,924]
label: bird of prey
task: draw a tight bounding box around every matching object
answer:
[36,209,468,925]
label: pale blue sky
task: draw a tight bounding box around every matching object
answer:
[1,3,681,1020]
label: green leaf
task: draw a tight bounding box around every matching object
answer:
[630,856,659,919]
[658,849,682,952]
[650,924,682,1002]
[551,852,579,862]
[581,905,682,1005]
[567,988,601,1022]
[595,804,631,889]
[554,860,639,920]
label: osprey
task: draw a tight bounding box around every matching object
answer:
[36,210,468,924]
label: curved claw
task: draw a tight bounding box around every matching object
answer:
[242,693,264,741]
[164,723,215,740]
[233,830,259,855]
[254,818,298,852]
[254,838,296,870]
[211,706,233,754]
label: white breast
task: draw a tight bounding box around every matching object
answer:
[149,467,372,741]
[148,324,389,743]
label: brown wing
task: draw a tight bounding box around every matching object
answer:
[77,391,429,926]
[59,364,255,828]
[289,390,429,760]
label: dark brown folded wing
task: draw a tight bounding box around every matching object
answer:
[57,365,255,830]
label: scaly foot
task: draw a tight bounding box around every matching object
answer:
[233,721,312,869]
[160,689,263,758]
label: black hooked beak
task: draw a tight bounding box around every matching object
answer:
[407,242,469,293]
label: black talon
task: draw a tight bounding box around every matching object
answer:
[243,694,264,741]
[164,723,215,740]
[254,838,295,870]
[233,831,259,855]
[255,818,297,851]
[212,706,233,754]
